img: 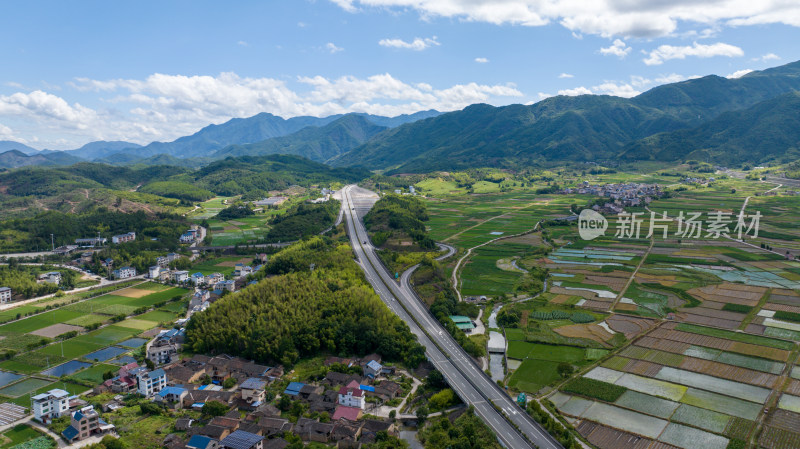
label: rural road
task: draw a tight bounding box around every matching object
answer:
[341,184,561,449]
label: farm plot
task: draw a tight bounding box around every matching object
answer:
[0,371,23,388]
[614,390,679,419]
[83,346,129,363]
[671,404,731,434]
[507,359,561,393]
[40,360,91,377]
[657,423,728,449]
[28,323,82,338]
[0,378,51,397]
[679,388,761,420]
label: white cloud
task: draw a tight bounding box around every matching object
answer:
[600,39,631,58]
[558,86,593,96]
[753,52,780,61]
[593,82,640,97]
[329,0,800,38]
[727,69,754,78]
[474,57,489,63]
[237,41,248,47]
[558,73,574,79]
[5,72,522,149]
[643,41,743,65]
[325,42,344,53]
[378,36,440,51]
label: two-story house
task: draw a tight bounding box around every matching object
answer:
[239,378,267,405]
[112,232,136,244]
[337,381,365,409]
[146,328,184,365]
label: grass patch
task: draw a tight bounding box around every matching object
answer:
[722,303,753,314]
[561,377,627,402]
[507,359,562,393]
[0,424,43,449]
[774,311,800,323]
[69,363,117,384]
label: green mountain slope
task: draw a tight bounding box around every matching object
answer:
[622,92,800,164]
[335,60,800,172]
[212,114,387,162]
[0,149,84,169]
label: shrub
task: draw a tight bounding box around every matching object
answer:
[722,303,753,314]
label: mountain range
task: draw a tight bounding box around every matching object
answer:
[2,60,800,172]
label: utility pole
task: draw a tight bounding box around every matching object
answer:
[51,234,55,251]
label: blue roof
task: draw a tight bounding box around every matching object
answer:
[62,425,79,440]
[187,435,214,449]
[148,368,166,378]
[286,382,304,392]
[73,411,85,422]
[359,384,375,392]
[366,360,382,370]
[283,381,305,396]
[192,272,204,278]
[158,386,187,397]
[221,430,264,449]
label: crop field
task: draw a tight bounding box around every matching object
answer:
[190,196,236,220]
[190,256,249,276]
[459,242,529,296]
[0,281,186,406]
[507,359,562,393]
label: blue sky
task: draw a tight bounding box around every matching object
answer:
[1,0,798,149]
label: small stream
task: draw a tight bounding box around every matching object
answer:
[399,429,424,449]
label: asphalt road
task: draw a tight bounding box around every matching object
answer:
[341,185,562,449]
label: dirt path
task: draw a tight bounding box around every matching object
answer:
[609,237,654,312]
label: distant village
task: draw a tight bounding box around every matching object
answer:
[560,181,666,214]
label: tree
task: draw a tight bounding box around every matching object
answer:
[201,400,229,417]
[222,377,236,389]
[278,394,292,412]
[139,402,162,415]
[415,406,428,425]
[102,370,115,381]
[144,358,155,370]
[557,362,574,378]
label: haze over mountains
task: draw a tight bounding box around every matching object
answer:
[2,60,799,171]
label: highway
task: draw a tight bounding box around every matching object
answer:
[340,185,562,449]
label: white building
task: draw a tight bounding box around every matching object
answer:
[337,384,365,409]
[172,270,189,283]
[32,389,70,423]
[149,266,161,279]
[0,287,11,303]
[136,368,167,397]
[113,266,136,279]
[39,272,61,284]
[112,232,136,244]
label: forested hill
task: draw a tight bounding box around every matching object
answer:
[184,236,426,367]
[212,114,387,162]
[333,60,800,172]
[621,91,800,164]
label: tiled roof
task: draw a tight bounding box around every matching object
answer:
[220,430,264,449]
[62,425,79,440]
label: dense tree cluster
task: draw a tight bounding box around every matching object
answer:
[216,204,255,220]
[0,208,186,253]
[266,200,340,242]
[139,181,214,202]
[364,194,435,249]
[185,237,425,367]
[0,264,76,298]
[418,407,502,449]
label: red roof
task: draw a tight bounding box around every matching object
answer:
[337,386,363,398]
[346,380,360,390]
[332,406,361,421]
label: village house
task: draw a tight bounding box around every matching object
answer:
[31,389,70,423]
[187,435,220,449]
[136,368,168,397]
[61,406,114,443]
[239,378,267,405]
[107,362,140,394]
[148,265,161,278]
[364,360,383,379]
[234,264,254,277]
[156,256,169,267]
[38,271,61,285]
[252,196,287,208]
[205,272,225,285]
[172,270,189,283]
[112,266,136,279]
[220,430,264,449]
[337,381,365,409]
[156,386,188,409]
[146,328,185,365]
[216,280,236,292]
[330,418,363,443]
[0,287,11,304]
[191,272,206,284]
[75,237,108,247]
[295,418,334,443]
[255,253,268,264]
[112,232,136,244]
